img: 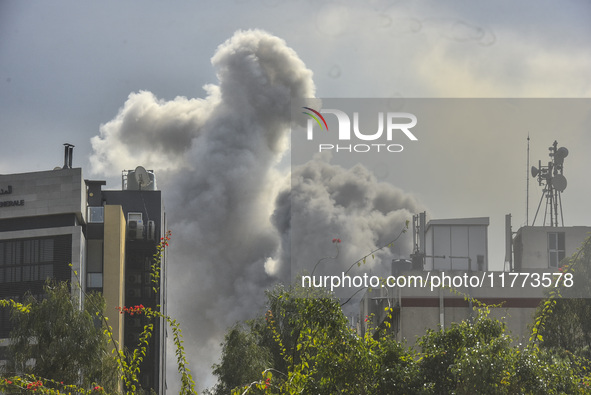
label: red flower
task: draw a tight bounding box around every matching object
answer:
[117,304,146,316]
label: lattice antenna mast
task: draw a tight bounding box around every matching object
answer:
[531,140,568,227]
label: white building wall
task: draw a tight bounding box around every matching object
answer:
[514,226,591,270]
[425,218,489,271]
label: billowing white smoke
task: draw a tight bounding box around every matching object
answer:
[89,29,422,391]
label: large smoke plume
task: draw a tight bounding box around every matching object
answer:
[90,29,422,391]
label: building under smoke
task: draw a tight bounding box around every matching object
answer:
[0,151,167,394]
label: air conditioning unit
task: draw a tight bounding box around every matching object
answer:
[129,317,142,328]
[147,220,156,241]
[126,332,140,345]
[127,274,142,285]
[127,287,141,298]
[127,213,144,240]
[144,257,152,271]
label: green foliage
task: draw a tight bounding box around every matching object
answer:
[208,324,271,395]
[212,282,591,395]
[210,284,421,395]
[416,308,589,394]
[1,281,118,393]
[535,235,591,364]
[417,309,510,394]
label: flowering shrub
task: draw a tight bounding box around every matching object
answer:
[26,380,43,391]
[116,304,145,316]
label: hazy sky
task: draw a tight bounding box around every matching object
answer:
[1,0,590,392]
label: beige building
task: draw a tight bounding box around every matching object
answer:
[360,214,591,346]
[360,270,546,345]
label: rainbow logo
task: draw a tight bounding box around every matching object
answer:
[302,107,328,131]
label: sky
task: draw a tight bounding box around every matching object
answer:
[1,0,591,392]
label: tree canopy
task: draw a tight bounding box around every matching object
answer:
[210,283,591,394]
[1,281,118,392]
[536,235,591,368]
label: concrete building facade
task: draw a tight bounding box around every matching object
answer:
[0,166,167,394]
[360,214,591,347]
[513,225,591,270]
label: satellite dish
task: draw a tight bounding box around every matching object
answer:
[555,147,569,160]
[531,166,539,178]
[551,174,567,192]
[134,166,152,189]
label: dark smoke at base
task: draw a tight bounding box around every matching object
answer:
[89,30,423,392]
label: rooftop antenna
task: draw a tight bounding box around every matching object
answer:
[526,135,530,226]
[531,140,568,227]
[410,212,426,270]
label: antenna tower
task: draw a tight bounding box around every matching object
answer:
[531,140,568,227]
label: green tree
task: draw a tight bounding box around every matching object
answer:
[210,283,421,395]
[536,235,591,363]
[212,283,591,394]
[417,306,587,394]
[208,324,271,395]
[2,281,118,392]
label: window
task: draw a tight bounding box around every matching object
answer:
[548,232,565,268]
[88,206,104,223]
[0,236,64,283]
[87,273,103,288]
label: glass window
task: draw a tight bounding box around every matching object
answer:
[548,232,566,267]
[87,273,103,288]
[6,267,21,282]
[549,234,557,250]
[88,206,104,223]
[22,266,31,281]
[87,240,103,272]
[0,236,66,283]
[5,242,20,266]
[32,265,39,281]
[40,264,53,280]
[40,239,54,262]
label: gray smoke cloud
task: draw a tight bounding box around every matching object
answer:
[272,154,422,306]
[89,29,423,392]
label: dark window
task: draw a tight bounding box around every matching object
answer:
[548,232,566,268]
[0,235,71,337]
